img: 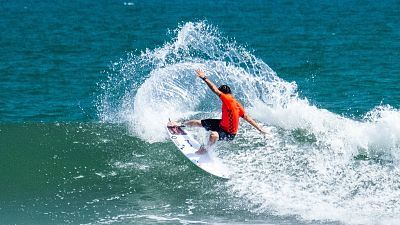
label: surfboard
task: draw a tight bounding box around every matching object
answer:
[166,121,231,179]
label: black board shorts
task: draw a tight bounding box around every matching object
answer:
[201,119,236,141]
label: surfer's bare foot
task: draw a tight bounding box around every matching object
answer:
[195,145,207,155]
[168,120,185,127]
[167,121,181,127]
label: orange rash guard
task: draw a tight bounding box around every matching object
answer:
[219,93,245,134]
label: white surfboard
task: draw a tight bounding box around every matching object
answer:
[166,122,231,179]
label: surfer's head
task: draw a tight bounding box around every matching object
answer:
[218,85,231,94]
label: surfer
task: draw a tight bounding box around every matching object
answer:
[184,69,268,154]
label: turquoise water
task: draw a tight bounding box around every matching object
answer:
[1,1,400,224]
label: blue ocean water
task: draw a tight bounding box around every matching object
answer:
[1,1,400,225]
[1,0,399,122]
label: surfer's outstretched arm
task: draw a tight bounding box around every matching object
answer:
[243,114,268,135]
[196,69,222,96]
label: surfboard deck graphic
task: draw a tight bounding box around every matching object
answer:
[166,121,230,179]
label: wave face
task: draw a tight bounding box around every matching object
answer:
[98,22,400,224]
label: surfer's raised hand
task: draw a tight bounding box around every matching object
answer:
[195,69,206,79]
[196,69,222,96]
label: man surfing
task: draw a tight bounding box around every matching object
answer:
[184,69,268,154]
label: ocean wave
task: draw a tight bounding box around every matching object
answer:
[98,21,400,225]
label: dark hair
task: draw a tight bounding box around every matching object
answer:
[218,85,231,94]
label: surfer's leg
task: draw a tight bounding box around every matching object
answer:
[196,131,219,154]
[208,131,219,147]
[185,120,202,127]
